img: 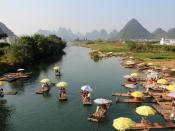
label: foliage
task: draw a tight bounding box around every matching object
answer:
[126,41,175,52]
[0,33,7,39]
[2,34,66,65]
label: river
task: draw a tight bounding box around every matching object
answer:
[0,46,168,131]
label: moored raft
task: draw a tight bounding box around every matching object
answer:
[130,121,175,130]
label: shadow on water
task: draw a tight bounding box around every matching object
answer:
[8,53,65,94]
[0,101,14,131]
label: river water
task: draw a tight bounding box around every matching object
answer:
[0,46,169,131]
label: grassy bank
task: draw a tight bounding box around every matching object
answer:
[78,40,175,68]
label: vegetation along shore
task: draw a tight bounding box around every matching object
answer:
[77,40,175,68]
[0,34,66,74]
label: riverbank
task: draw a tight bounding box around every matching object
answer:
[76,40,175,68]
[0,34,66,74]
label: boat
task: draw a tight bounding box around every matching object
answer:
[58,91,68,101]
[0,72,32,82]
[88,103,110,122]
[81,95,92,105]
[2,91,18,95]
[115,97,156,103]
[112,92,151,98]
[130,121,175,130]
[36,86,50,94]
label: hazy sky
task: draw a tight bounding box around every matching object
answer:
[1,0,175,35]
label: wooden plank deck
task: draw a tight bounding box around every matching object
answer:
[116,98,156,103]
[112,92,151,98]
[131,121,175,130]
[152,104,172,121]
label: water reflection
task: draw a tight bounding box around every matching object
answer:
[0,101,14,131]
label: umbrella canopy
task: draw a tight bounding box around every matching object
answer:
[157,79,168,84]
[17,68,24,72]
[125,84,137,89]
[136,106,156,116]
[81,85,93,92]
[94,98,111,105]
[113,117,136,131]
[56,82,68,88]
[167,91,175,98]
[123,75,132,79]
[131,91,144,98]
[40,78,50,83]
[131,73,139,77]
[166,85,175,91]
[53,66,60,71]
[0,81,4,86]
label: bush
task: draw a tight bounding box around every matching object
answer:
[3,34,66,65]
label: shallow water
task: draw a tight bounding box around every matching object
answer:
[0,46,170,131]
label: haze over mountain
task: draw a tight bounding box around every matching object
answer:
[167,28,175,39]
[37,28,117,41]
[152,28,167,39]
[0,22,15,36]
[36,18,175,41]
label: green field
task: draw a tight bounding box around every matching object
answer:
[78,40,175,61]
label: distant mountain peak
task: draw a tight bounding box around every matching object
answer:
[152,28,167,39]
[117,18,152,40]
[0,22,15,36]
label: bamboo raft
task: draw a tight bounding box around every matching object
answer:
[112,92,151,98]
[59,95,68,101]
[0,72,32,82]
[2,91,18,95]
[87,115,105,122]
[115,98,156,103]
[130,121,175,130]
[152,104,172,121]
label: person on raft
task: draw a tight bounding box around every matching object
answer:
[59,87,67,98]
[82,90,91,102]
[92,104,109,118]
[55,69,61,76]
[40,83,50,93]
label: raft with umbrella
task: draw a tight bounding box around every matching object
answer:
[130,105,175,130]
[57,82,68,101]
[113,117,136,130]
[88,98,112,122]
[81,85,92,105]
[36,78,51,94]
[53,66,61,76]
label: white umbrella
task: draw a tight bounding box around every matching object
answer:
[81,85,93,92]
[124,84,137,89]
[123,75,132,79]
[17,68,24,72]
[94,98,111,105]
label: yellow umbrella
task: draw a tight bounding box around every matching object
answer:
[166,85,175,91]
[131,72,139,77]
[113,117,136,131]
[131,91,144,98]
[136,106,156,116]
[157,79,168,84]
[56,82,68,88]
[0,81,4,86]
[53,66,60,71]
[40,78,50,83]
